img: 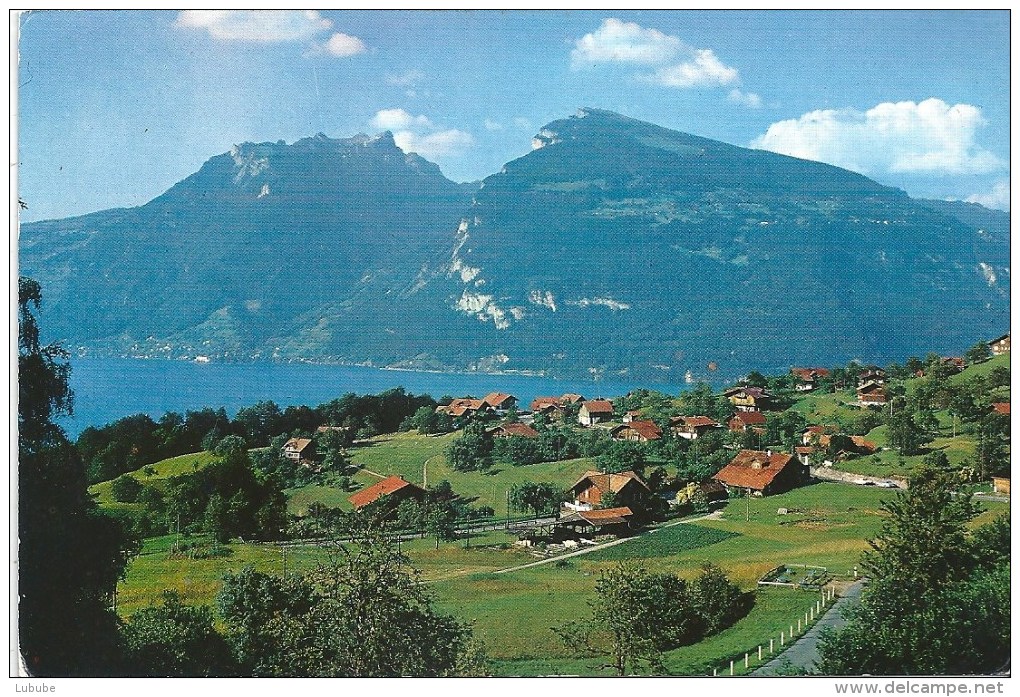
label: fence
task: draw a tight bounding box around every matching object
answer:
[711,585,838,676]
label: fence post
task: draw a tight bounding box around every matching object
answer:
[770,638,774,653]
[713,667,717,677]
[730,660,734,676]
[758,645,762,661]
[798,618,802,632]
[790,624,794,637]
[744,653,749,669]
[781,632,785,646]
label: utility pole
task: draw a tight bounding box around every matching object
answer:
[282,544,288,576]
[745,487,750,522]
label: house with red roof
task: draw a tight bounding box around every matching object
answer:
[348,475,426,511]
[856,382,887,405]
[436,398,492,418]
[713,450,805,497]
[579,399,614,426]
[670,415,722,440]
[488,422,540,439]
[790,367,830,392]
[611,420,662,442]
[568,470,649,511]
[723,386,775,412]
[282,437,316,462]
[728,411,766,433]
[482,392,517,412]
[556,506,637,536]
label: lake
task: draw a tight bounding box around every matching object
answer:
[58,358,683,437]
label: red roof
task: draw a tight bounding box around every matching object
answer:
[582,399,614,414]
[992,402,1010,415]
[730,412,766,427]
[283,437,314,453]
[849,436,877,454]
[530,397,562,411]
[612,420,662,441]
[681,415,720,429]
[558,506,634,526]
[791,367,831,381]
[483,392,516,408]
[491,422,540,438]
[713,450,796,492]
[560,393,585,404]
[571,470,649,495]
[348,475,423,509]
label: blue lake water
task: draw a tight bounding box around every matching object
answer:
[58,358,683,438]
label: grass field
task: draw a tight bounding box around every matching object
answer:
[89,451,218,505]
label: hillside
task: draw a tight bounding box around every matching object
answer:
[20,109,1009,382]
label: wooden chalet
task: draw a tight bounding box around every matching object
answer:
[610,420,662,442]
[282,437,315,462]
[989,333,1010,355]
[713,449,805,497]
[670,415,722,440]
[857,368,887,387]
[529,397,564,419]
[791,367,830,392]
[560,393,585,404]
[436,398,491,418]
[568,470,649,511]
[488,422,540,439]
[723,386,774,412]
[856,382,887,405]
[555,506,636,536]
[728,411,766,433]
[992,477,1010,496]
[482,392,518,412]
[801,425,833,445]
[348,475,426,511]
[622,410,642,423]
[579,399,614,426]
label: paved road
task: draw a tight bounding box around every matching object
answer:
[493,510,724,574]
[753,579,866,675]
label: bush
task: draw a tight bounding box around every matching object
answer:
[111,474,143,503]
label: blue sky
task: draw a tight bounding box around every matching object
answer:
[17,10,1010,222]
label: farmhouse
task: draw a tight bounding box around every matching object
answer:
[723,386,774,412]
[989,333,1010,355]
[858,367,886,386]
[348,475,426,511]
[482,392,517,413]
[560,393,585,404]
[556,506,637,536]
[713,449,805,497]
[568,470,649,511]
[790,367,830,392]
[529,397,564,419]
[579,399,614,426]
[610,420,662,442]
[282,437,315,462]
[488,422,540,439]
[670,415,722,440]
[801,425,833,445]
[622,410,642,423]
[728,411,766,433]
[856,382,887,405]
[436,398,491,418]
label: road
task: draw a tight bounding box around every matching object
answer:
[753,579,866,675]
[493,510,724,574]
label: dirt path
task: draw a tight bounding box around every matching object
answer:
[492,509,724,574]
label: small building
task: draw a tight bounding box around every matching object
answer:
[482,392,518,413]
[723,386,774,412]
[348,475,426,511]
[941,357,965,374]
[671,415,722,440]
[622,410,642,423]
[488,422,540,439]
[729,411,766,433]
[858,368,887,387]
[282,437,315,462]
[556,506,636,537]
[611,420,662,442]
[568,470,649,511]
[856,382,887,405]
[992,477,1010,496]
[579,399,614,426]
[801,425,833,445]
[992,402,1010,416]
[436,398,491,418]
[790,367,830,392]
[989,333,1010,355]
[713,449,805,497]
[560,393,585,404]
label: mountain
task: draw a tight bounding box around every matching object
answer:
[20,109,1009,383]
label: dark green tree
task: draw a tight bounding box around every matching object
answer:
[18,277,138,675]
[509,482,563,516]
[964,341,992,364]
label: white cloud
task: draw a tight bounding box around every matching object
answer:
[966,179,1010,211]
[571,18,681,67]
[394,129,475,159]
[513,117,533,130]
[386,69,425,87]
[728,88,762,108]
[752,98,1006,176]
[371,108,432,131]
[645,48,739,88]
[484,119,504,131]
[176,10,332,43]
[322,32,366,57]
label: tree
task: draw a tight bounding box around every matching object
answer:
[886,409,931,455]
[509,482,563,516]
[122,591,235,676]
[446,422,492,472]
[111,473,144,503]
[18,277,138,675]
[217,526,483,676]
[964,340,992,364]
[690,562,745,635]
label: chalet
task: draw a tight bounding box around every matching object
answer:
[348,475,426,511]
[941,357,966,374]
[858,368,887,387]
[560,393,585,404]
[282,437,315,462]
[529,397,564,419]
[622,410,642,423]
[794,446,816,466]
[713,449,805,497]
[801,425,833,445]
[610,420,662,442]
[579,399,614,427]
[488,422,540,439]
[568,470,650,512]
[556,506,636,537]
[992,402,1010,416]
[436,398,491,418]
[671,415,722,440]
[728,411,766,433]
[791,367,830,392]
[798,433,875,465]
[992,477,1010,496]
[723,386,774,412]
[989,333,1010,355]
[856,382,887,405]
[482,392,517,413]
